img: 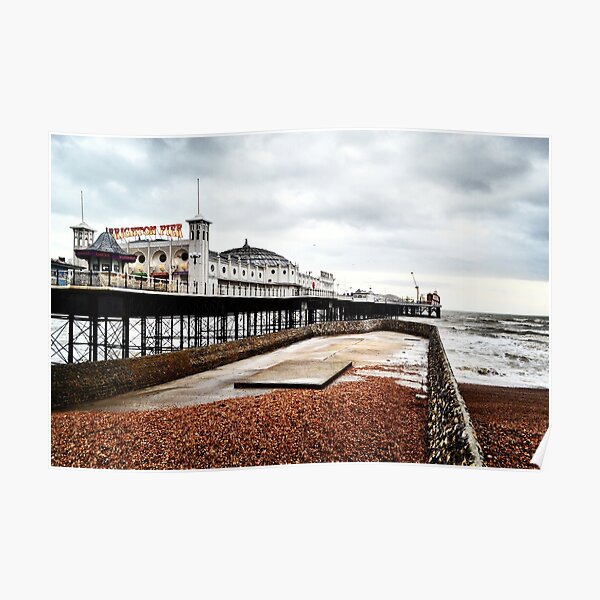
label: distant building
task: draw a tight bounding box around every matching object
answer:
[50,257,84,285]
[352,288,375,302]
[426,291,441,305]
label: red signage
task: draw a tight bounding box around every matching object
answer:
[107,223,183,240]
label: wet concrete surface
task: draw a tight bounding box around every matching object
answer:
[234,359,353,389]
[65,331,429,412]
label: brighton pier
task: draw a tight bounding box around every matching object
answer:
[51,194,441,364]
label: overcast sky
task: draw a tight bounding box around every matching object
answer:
[50,130,549,315]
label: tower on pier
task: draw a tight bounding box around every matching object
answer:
[70,191,95,268]
[186,179,212,294]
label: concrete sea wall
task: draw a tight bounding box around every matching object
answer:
[51,318,485,466]
[426,327,485,467]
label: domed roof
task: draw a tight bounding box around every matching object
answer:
[220,239,292,266]
[70,221,95,231]
[186,212,212,224]
[90,231,126,253]
[74,231,136,262]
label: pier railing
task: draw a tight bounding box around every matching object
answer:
[69,270,336,298]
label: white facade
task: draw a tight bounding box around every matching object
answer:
[73,212,335,297]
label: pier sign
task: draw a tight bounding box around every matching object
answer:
[107,223,183,240]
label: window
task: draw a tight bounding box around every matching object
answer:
[233,268,237,275]
[182,252,189,261]
[271,269,275,274]
[283,270,287,275]
[242,270,246,276]
[251,271,254,278]
[222,266,226,273]
[159,253,167,263]
[138,254,145,264]
[259,273,262,279]
[211,264,215,272]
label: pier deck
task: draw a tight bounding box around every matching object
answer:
[51,286,440,364]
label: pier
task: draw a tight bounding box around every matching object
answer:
[51,285,441,364]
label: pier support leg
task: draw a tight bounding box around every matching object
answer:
[123,316,129,359]
[91,315,98,362]
[141,317,146,356]
[68,315,74,364]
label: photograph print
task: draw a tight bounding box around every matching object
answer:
[50,129,549,470]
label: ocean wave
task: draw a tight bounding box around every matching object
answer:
[457,365,505,376]
[499,320,547,329]
[466,326,548,338]
[521,337,548,346]
[455,328,500,339]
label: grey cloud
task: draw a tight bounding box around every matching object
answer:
[406,133,547,194]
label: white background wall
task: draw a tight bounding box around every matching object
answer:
[2,2,597,599]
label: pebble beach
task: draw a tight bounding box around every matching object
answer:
[460,383,549,469]
[51,370,429,470]
[51,362,549,470]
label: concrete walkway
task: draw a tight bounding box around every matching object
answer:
[65,331,428,412]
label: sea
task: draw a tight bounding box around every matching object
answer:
[431,310,549,389]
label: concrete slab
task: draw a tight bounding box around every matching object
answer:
[234,359,352,389]
[63,331,428,413]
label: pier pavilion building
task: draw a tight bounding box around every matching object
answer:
[71,208,335,297]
